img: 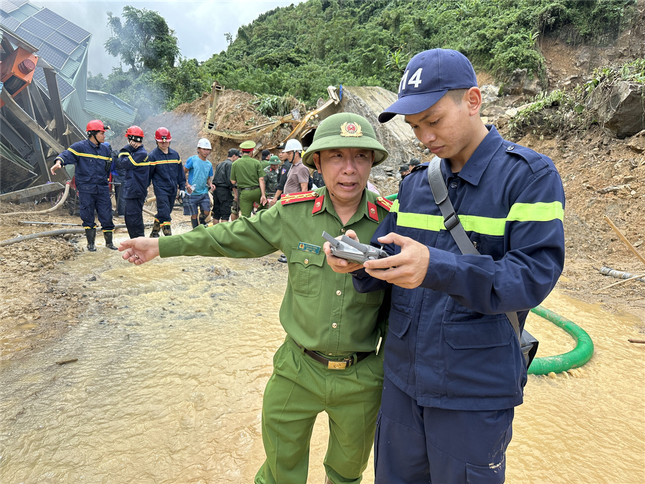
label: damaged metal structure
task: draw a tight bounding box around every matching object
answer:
[1,24,75,196]
[0,0,136,200]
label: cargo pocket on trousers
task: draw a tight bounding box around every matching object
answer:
[466,460,505,484]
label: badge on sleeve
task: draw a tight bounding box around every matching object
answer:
[298,242,321,255]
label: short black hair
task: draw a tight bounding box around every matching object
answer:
[261,149,271,159]
[228,148,241,157]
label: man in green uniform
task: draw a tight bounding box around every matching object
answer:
[230,140,267,217]
[119,113,394,484]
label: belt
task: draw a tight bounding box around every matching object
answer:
[293,340,373,370]
[240,186,260,191]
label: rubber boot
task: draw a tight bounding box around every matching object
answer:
[162,225,172,236]
[85,228,97,252]
[199,213,206,226]
[150,219,161,238]
[191,218,199,228]
[104,231,118,250]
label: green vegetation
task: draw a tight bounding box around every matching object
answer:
[89,0,636,122]
[508,58,645,138]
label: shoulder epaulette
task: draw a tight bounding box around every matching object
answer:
[376,197,393,211]
[505,144,548,174]
[281,191,318,205]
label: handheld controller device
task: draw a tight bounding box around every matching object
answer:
[322,231,389,265]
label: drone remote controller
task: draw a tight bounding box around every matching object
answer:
[322,231,389,265]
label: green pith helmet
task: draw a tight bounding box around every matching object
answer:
[269,155,280,164]
[240,140,256,150]
[302,113,388,169]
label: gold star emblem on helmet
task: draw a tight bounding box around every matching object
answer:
[340,122,363,137]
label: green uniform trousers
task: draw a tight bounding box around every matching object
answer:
[239,187,261,217]
[255,336,384,484]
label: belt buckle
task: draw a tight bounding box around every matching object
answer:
[327,360,347,370]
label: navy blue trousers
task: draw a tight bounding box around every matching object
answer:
[124,197,146,239]
[153,188,176,224]
[79,189,114,231]
[374,375,513,484]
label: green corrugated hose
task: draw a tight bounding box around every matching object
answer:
[528,305,594,375]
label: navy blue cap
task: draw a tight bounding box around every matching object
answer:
[379,49,478,123]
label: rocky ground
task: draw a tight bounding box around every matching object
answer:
[2,20,644,362]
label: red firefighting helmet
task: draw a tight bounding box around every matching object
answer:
[125,125,144,142]
[86,119,109,136]
[155,127,172,142]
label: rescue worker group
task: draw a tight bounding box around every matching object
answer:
[55,50,566,484]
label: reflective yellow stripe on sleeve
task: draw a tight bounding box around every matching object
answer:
[148,159,182,165]
[119,152,150,166]
[68,148,111,161]
[395,201,563,236]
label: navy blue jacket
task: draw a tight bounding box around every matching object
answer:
[353,126,565,411]
[57,139,111,193]
[117,144,149,199]
[148,147,185,193]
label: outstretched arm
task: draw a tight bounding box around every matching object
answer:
[119,237,160,265]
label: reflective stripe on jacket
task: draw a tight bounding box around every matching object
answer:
[353,126,565,411]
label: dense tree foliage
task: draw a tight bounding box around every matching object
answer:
[88,0,635,122]
[105,6,179,72]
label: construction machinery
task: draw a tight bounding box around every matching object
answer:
[202,83,341,145]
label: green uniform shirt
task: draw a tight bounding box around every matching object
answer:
[230,155,264,188]
[159,187,390,356]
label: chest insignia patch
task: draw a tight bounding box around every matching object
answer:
[297,242,321,255]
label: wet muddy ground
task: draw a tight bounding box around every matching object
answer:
[0,225,643,483]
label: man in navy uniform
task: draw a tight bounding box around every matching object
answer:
[51,119,117,251]
[148,127,186,237]
[118,126,149,239]
[327,49,566,484]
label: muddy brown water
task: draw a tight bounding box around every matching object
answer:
[0,231,643,483]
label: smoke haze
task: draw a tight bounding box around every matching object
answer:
[36,0,304,76]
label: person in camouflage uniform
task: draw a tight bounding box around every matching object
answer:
[260,155,280,211]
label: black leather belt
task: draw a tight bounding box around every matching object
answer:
[293,340,373,370]
[240,186,260,191]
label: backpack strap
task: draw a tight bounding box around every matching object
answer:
[427,157,521,340]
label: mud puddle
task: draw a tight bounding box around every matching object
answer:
[0,233,643,483]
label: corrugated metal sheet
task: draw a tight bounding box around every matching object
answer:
[60,57,79,79]
[0,141,39,193]
[84,90,137,127]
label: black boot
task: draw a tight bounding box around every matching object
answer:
[85,228,97,252]
[191,218,199,228]
[199,214,206,226]
[104,231,118,250]
[162,225,172,236]
[150,219,161,238]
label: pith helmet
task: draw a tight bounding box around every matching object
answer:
[269,155,280,164]
[302,113,388,169]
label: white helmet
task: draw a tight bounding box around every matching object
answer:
[197,138,212,149]
[283,139,302,152]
